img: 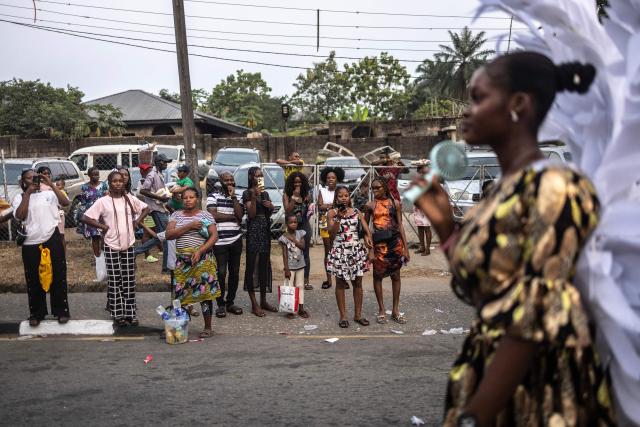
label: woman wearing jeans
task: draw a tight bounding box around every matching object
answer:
[13,169,70,326]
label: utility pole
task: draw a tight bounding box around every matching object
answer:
[507,16,513,53]
[172,0,199,186]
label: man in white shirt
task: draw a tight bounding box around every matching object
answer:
[12,169,70,327]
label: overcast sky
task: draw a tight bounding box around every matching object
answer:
[0,0,517,101]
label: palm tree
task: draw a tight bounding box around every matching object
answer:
[417,27,494,101]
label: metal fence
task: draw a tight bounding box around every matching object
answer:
[0,155,498,244]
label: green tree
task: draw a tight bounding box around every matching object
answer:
[0,79,125,139]
[416,27,493,101]
[290,51,350,122]
[158,88,210,112]
[343,52,411,119]
[86,104,126,137]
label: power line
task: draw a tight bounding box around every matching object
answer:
[3,18,454,79]
[0,12,458,52]
[33,0,523,31]
[0,18,308,69]
[183,0,511,20]
[1,4,523,42]
[0,18,430,62]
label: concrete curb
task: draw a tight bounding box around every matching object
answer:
[0,282,170,293]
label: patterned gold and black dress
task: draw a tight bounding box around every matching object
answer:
[443,163,616,426]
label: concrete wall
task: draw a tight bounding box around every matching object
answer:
[328,117,460,139]
[0,134,443,163]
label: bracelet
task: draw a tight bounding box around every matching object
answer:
[439,224,461,254]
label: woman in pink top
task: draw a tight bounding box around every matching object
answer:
[82,171,149,326]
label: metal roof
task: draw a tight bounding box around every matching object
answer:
[84,89,250,134]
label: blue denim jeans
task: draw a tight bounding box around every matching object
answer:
[135,211,169,270]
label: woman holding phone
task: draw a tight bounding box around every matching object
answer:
[243,166,277,317]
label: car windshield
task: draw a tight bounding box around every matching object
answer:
[0,163,28,186]
[214,151,259,167]
[235,167,284,189]
[156,147,180,161]
[325,158,362,167]
[461,157,501,180]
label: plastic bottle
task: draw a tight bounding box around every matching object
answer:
[172,299,183,317]
[156,305,171,321]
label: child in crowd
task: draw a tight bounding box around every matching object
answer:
[168,165,194,211]
[278,214,309,319]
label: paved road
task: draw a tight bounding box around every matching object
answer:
[0,278,473,426]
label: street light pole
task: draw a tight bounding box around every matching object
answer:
[172,0,199,186]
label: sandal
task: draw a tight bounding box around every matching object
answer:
[354,318,370,326]
[338,320,349,328]
[304,284,313,291]
[215,306,227,318]
[226,305,243,315]
[376,314,388,324]
[321,281,331,289]
[391,314,407,324]
[251,309,266,318]
[298,310,310,319]
[199,329,214,338]
[114,318,127,327]
[344,283,350,290]
[128,319,139,327]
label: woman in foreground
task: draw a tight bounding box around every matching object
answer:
[412,52,616,426]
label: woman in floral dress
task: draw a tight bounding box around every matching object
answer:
[327,186,373,328]
[75,166,108,257]
[413,52,615,426]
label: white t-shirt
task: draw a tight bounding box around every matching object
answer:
[12,191,60,245]
[84,195,147,251]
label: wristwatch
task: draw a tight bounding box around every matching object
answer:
[457,414,477,427]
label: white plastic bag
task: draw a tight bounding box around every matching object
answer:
[278,280,299,314]
[95,254,107,282]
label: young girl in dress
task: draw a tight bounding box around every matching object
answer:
[278,214,310,319]
[326,186,373,328]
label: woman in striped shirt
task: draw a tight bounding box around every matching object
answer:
[166,188,221,338]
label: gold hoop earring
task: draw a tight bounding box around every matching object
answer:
[510,110,519,123]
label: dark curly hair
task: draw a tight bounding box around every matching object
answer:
[320,166,345,185]
[284,171,309,198]
[371,175,392,199]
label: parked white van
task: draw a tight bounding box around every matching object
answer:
[69,144,185,179]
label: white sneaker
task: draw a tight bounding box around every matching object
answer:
[145,255,159,263]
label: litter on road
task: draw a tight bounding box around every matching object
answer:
[411,415,425,425]
[440,327,464,335]
[324,337,339,343]
[143,355,153,364]
[422,329,438,336]
[390,330,405,335]
[303,325,318,331]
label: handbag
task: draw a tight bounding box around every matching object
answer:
[278,280,300,314]
[372,229,396,243]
